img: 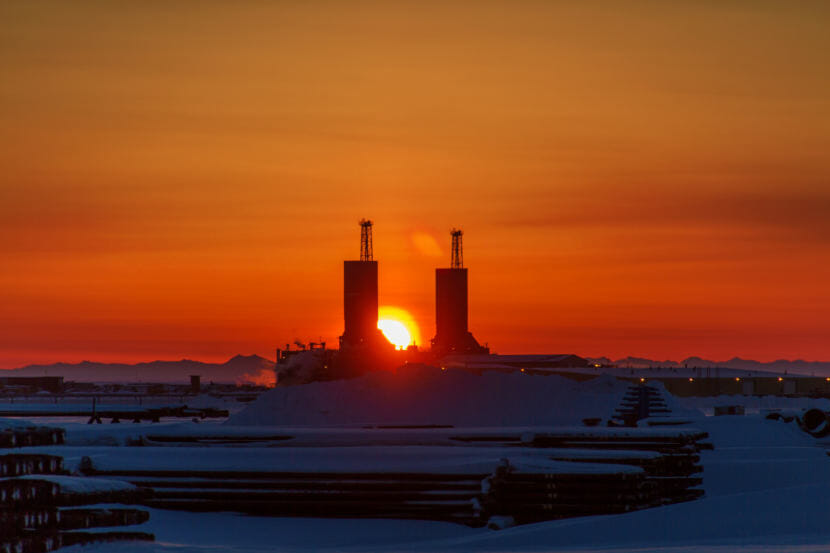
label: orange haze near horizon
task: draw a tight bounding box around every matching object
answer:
[2,1,829,369]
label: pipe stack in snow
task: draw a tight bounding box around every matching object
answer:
[799,408,830,438]
[1,422,154,552]
[77,426,711,529]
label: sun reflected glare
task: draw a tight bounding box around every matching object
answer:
[377,306,421,350]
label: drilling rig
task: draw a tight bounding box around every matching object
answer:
[340,219,390,351]
[432,228,488,356]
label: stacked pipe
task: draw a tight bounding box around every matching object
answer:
[85,464,664,528]
[613,384,672,426]
[544,448,701,478]
[483,461,655,526]
[1,423,153,552]
[799,408,830,438]
[526,428,707,507]
[0,406,229,424]
[0,426,64,448]
[77,426,710,529]
[81,467,489,526]
[524,428,711,452]
[1,454,64,477]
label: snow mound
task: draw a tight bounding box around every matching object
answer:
[227,367,630,427]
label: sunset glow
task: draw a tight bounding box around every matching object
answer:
[2,5,827,550]
[1,2,829,367]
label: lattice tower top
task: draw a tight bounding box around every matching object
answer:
[359,219,373,261]
[450,228,463,269]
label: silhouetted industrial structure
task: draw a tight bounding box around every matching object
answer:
[450,228,463,269]
[431,229,488,356]
[359,218,373,261]
[0,376,64,394]
[340,220,390,351]
[272,220,602,383]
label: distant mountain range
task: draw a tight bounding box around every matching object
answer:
[586,356,830,376]
[4,354,829,384]
[2,354,276,385]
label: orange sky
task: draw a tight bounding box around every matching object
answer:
[2,1,829,368]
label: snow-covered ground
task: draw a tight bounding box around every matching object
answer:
[6,370,830,552]
[228,369,630,427]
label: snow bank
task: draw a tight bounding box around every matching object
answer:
[62,510,477,553]
[426,483,830,552]
[228,368,629,427]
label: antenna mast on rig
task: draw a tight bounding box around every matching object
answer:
[450,228,463,269]
[359,219,373,261]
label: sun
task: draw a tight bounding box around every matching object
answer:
[377,319,411,350]
[377,306,421,350]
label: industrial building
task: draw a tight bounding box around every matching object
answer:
[431,229,489,356]
[441,354,589,373]
[278,220,593,382]
[339,219,392,351]
[0,376,64,393]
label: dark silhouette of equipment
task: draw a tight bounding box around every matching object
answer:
[431,229,488,356]
[360,219,373,261]
[450,229,463,269]
[340,219,389,350]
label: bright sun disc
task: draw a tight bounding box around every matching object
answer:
[377,306,420,350]
[377,319,412,350]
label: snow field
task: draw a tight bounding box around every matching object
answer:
[11,370,830,552]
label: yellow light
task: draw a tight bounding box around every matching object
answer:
[778,377,783,382]
[735,377,740,382]
[640,378,645,383]
[826,377,829,382]
[377,319,411,349]
[377,306,421,350]
[520,368,525,373]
